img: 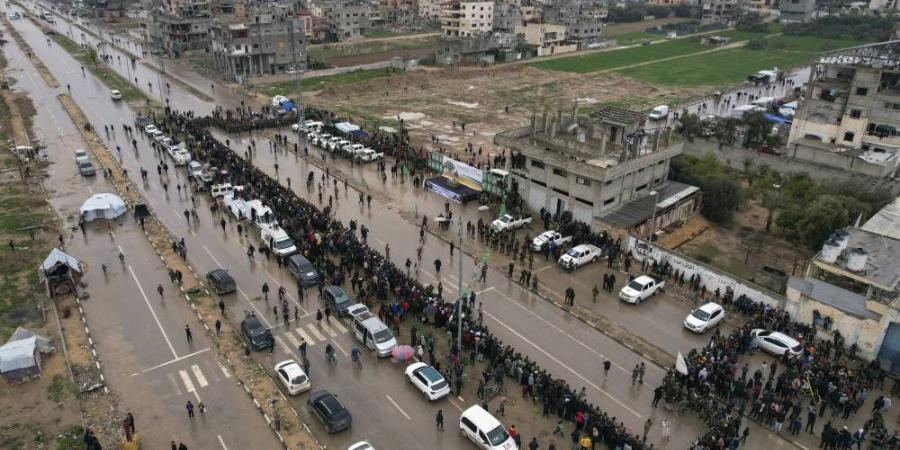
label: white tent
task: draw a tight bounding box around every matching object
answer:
[0,328,52,382]
[41,248,82,275]
[80,193,127,222]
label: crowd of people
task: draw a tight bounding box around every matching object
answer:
[148,106,669,449]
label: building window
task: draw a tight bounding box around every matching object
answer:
[843,131,855,142]
[636,183,648,192]
[530,159,545,169]
[603,197,616,205]
[855,87,868,96]
[654,178,662,185]
[604,179,613,186]
[552,168,567,177]
[575,177,591,186]
[849,109,862,119]
[532,179,546,187]
[576,197,593,206]
[885,102,900,111]
[637,168,644,173]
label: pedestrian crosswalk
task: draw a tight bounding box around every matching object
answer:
[159,360,224,399]
[277,319,351,350]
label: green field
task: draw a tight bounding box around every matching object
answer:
[614,32,667,46]
[51,33,146,102]
[533,38,708,73]
[260,68,400,96]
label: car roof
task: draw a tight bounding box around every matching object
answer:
[310,390,345,412]
[761,330,800,346]
[276,360,306,377]
[632,275,655,284]
[208,269,232,280]
[461,405,502,428]
[290,254,312,265]
[244,316,263,328]
[698,302,722,312]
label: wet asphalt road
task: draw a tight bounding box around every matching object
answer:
[0,17,279,450]
[6,4,829,450]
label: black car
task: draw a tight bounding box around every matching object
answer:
[288,254,319,286]
[322,286,354,317]
[206,269,236,294]
[241,315,273,351]
[307,390,352,433]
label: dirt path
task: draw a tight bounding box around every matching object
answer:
[308,32,438,48]
[603,17,693,36]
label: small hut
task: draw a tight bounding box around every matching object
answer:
[0,327,54,383]
[40,248,82,297]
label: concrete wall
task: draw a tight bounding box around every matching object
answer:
[626,236,788,309]
[682,139,896,181]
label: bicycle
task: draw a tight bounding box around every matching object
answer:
[483,379,505,401]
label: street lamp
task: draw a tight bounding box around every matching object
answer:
[647,190,659,241]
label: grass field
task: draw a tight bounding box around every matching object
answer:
[614,31,667,46]
[50,33,146,102]
[533,37,707,73]
[260,68,401,96]
[616,35,867,87]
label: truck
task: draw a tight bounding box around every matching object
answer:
[618,275,665,304]
[491,214,532,233]
[531,230,572,252]
[225,197,273,226]
[356,148,384,163]
[558,244,602,271]
[259,222,297,256]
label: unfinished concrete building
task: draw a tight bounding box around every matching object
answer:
[150,0,213,56]
[495,105,699,235]
[210,2,307,80]
[779,0,816,23]
[787,42,900,178]
[441,0,494,37]
[701,0,740,25]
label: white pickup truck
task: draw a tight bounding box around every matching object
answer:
[259,222,296,256]
[558,244,602,271]
[356,148,384,162]
[531,230,573,252]
[491,214,532,233]
[618,275,665,304]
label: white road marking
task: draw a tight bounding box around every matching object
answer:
[331,340,348,357]
[294,326,313,345]
[217,361,231,378]
[306,323,325,341]
[117,245,125,256]
[320,322,337,337]
[331,319,347,333]
[276,335,293,354]
[217,435,229,450]
[179,369,196,393]
[166,372,183,396]
[203,245,272,327]
[190,364,208,388]
[484,309,642,419]
[140,348,210,374]
[385,395,410,420]
[447,396,465,412]
[284,330,301,349]
[127,266,178,359]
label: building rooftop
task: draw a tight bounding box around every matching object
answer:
[815,227,900,292]
[589,106,645,127]
[817,40,900,72]
[788,276,881,320]
[862,197,900,241]
[598,181,699,227]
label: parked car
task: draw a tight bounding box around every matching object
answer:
[356,148,383,162]
[74,148,90,163]
[618,275,664,304]
[205,269,236,294]
[649,105,669,120]
[531,230,572,252]
[345,303,370,321]
[490,214,532,233]
[77,159,96,176]
[274,359,311,395]
[288,254,319,286]
[684,302,725,334]
[241,314,273,351]
[143,124,158,135]
[307,390,352,433]
[459,405,517,450]
[751,329,802,356]
[558,244,601,271]
[405,362,451,400]
[347,442,375,450]
[110,89,122,101]
[322,286,354,317]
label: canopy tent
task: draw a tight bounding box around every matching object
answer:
[41,248,82,277]
[80,193,127,222]
[0,328,52,382]
[334,122,361,134]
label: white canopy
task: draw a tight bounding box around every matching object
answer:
[335,122,360,134]
[41,248,82,274]
[0,336,38,373]
[80,193,127,222]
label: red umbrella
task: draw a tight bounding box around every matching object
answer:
[391,345,415,361]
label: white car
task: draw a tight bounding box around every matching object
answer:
[343,143,364,157]
[405,362,451,401]
[143,124,158,135]
[110,89,122,100]
[346,303,370,321]
[312,133,331,146]
[324,136,343,151]
[333,139,351,152]
[274,360,311,395]
[356,148,383,162]
[171,149,191,166]
[751,329,802,357]
[347,442,374,450]
[74,148,90,163]
[684,302,725,334]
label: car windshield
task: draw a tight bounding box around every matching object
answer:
[692,309,711,321]
[373,329,392,343]
[565,248,579,257]
[248,326,264,337]
[791,344,802,353]
[487,425,510,446]
[499,216,511,223]
[291,374,307,385]
[756,330,771,337]
[334,295,352,307]
[626,280,644,290]
[274,238,294,250]
[79,161,92,168]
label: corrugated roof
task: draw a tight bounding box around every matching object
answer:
[787,276,881,321]
[862,196,900,241]
[598,181,699,228]
[589,106,645,126]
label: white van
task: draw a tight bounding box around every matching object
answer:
[459,405,518,450]
[352,315,397,357]
[188,161,203,178]
[259,222,296,256]
[211,183,236,198]
[649,105,669,120]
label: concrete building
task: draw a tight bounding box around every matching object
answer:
[779,0,816,23]
[441,0,494,37]
[743,0,778,17]
[150,0,213,56]
[210,3,307,80]
[418,0,444,19]
[785,220,900,371]
[492,2,523,33]
[495,105,691,231]
[435,32,519,64]
[560,17,602,48]
[786,42,900,179]
[869,0,899,14]
[323,1,371,40]
[701,0,739,25]
[514,22,577,56]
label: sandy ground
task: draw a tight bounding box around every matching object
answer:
[305,64,702,163]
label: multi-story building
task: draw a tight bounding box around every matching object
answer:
[779,0,816,23]
[785,214,900,370]
[701,0,739,25]
[869,0,899,14]
[418,0,444,19]
[150,0,212,56]
[514,22,577,56]
[210,3,307,80]
[441,0,494,37]
[495,105,699,235]
[492,2,523,33]
[560,17,602,48]
[743,0,778,17]
[786,42,900,178]
[322,0,371,40]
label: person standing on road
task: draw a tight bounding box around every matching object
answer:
[157,284,164,300]
[434,258,442,273]
[185,325,192,343]
[480,263,487,283]
[219,300,226,315]
[214,320,221,336]
[299,337,307,360]
[638,362,646,384]
[528,437,540,450]
[592,284,599,303]
[435,409,444,430]
[642,418,653,443]
[450,241,455,257]
[185,400,194,419]
[603,360,612,379]
[262,282,269,301]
